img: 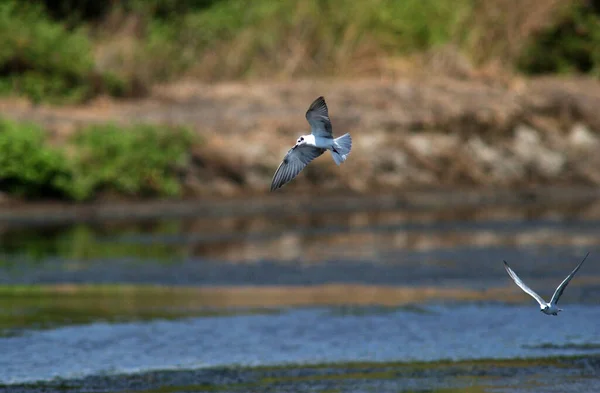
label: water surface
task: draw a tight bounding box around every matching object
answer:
[1,199,600,392]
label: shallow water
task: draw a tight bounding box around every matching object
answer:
[1,199,600,392]
[2,304,600,385]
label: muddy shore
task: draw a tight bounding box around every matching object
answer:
[1,76,600,199]
[2,356,598,393]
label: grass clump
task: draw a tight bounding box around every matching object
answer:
[68,123,194,200]
[2,0,477,102]
[0,118,195,201]
[0,1,94,103]
[177,0,474,79]
[0,119,72,198]
[0,1,129,104]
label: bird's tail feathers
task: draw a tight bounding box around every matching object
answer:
[331,133,352,166]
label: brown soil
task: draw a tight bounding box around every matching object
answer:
[2,75,600,198]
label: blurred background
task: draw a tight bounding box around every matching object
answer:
[1,1,600,392]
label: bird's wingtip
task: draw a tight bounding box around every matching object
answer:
[308,96,327,111]
[578,252,591,265]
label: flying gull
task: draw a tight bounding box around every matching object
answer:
[503,253,589,315]
[270,96,352,191]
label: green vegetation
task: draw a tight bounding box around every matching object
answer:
[0,119,72,198]
[0,284,279,336]
[0,1,126,103]
[0,118,195,201]
[518,0,600,76]
[68,123,194,200]
[1,0,599,104]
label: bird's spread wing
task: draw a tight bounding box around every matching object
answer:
[550,252,589,306]
[270,145,325,191]
[503,260,547,306]
[306,96,333,138]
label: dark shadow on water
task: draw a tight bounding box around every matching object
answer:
[523,343,600,351]
[326,304,436,317]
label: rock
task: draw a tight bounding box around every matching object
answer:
[467,136,500,165]
[467,136,524,181]
[569,123,599,148]
[407,134,433,156]
[513,124,565,177]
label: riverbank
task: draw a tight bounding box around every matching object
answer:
[1,76,600,203]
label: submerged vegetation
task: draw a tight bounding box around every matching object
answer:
[0,118,195,201]
[0,283,280,336]
[0,0,599,103]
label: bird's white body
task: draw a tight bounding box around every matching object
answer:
[540,304,561,316]
[300,134,330,149]
[503,253,589,316]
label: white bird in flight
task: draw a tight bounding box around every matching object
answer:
[270,96,352,191]
[503,253,589,316]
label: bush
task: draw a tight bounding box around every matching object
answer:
[0,1,96,103]
[518,0,600,75]
[68,123,195,200]
[0,118,196,201]
[0,1,132,103]
[0,119,72,198]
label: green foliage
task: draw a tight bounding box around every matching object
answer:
[0,119,71,198]
[0,119,196,201]
[68,123,194,200]
[0,1,131,103]
[178,0,473,78]
[0,1,96,103]
[0,0,477,102]
[518,1,600,76]
[4,0,599,102]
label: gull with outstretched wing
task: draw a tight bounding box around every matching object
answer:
[503,253,589,315]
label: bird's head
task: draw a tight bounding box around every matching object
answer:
[296,136,306,145]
